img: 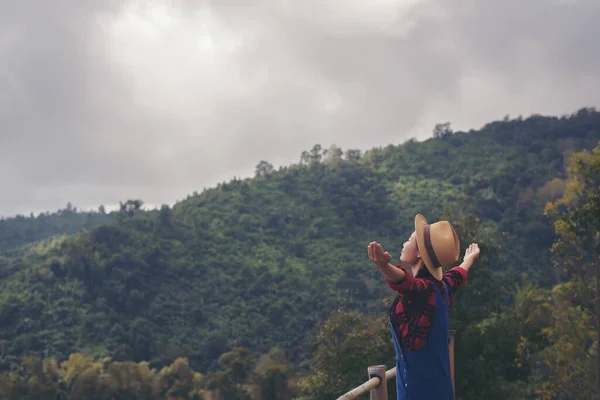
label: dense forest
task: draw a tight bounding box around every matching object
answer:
[1,107,599,399]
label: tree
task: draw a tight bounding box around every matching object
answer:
[255,160,274,177]
[309,144,323,163]
[323,144,343,167]
[157,204,174,230]
[119,199,144,218]
[254,347,295,400]
[298,311,395,400]
[344,149,361,162]
[544,141,600,395]
[433,122,453,138]
[300,151,310,164]
[207,348,255,400]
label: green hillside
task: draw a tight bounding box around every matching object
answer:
[0,204,119,257]
[0,107,599,399]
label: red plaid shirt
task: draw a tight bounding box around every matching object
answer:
[386,265,468,352]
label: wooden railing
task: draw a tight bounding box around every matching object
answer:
[336,331,455,400]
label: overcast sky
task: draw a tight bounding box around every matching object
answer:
[1,0,599,217]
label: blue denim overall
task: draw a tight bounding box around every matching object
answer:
[389,280,454,399]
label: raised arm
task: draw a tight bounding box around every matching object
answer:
[368,241,405,282]
[444,243,480,293]
[368,241,433,293]
[378,262,406,283]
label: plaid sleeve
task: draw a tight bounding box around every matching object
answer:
[443,266,468,294]
[386,264,431,293]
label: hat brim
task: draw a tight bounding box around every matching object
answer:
[415,213,443,281]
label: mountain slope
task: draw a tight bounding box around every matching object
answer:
[0,107,599,375]
[0,205,119,257]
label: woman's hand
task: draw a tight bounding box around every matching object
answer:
[463,243,480,264]
[368,241,392,267]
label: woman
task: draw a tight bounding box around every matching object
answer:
[368,214,480,399]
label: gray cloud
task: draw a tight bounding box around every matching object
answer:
[1,0,599,216]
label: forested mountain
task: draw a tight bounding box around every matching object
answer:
[0,107,599,399]
[0,204,118,257]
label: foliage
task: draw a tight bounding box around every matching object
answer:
[298,311,395,400]
[0,347,298,400]
[0,205,118,257]
[545,142,600,283]
[535,140,600,399]
[0,352,205,400]
[0,108,600,399]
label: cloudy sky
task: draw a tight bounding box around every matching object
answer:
[1,0,599,217]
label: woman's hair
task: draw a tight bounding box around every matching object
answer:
[415,266,434,279]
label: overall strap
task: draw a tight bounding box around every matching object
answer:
[441,280,449,304]
[389,321,409,390]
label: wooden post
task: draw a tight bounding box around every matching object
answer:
[449,330,456,398]
[367,365,388,400]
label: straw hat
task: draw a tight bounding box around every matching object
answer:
[415,214,460,281]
